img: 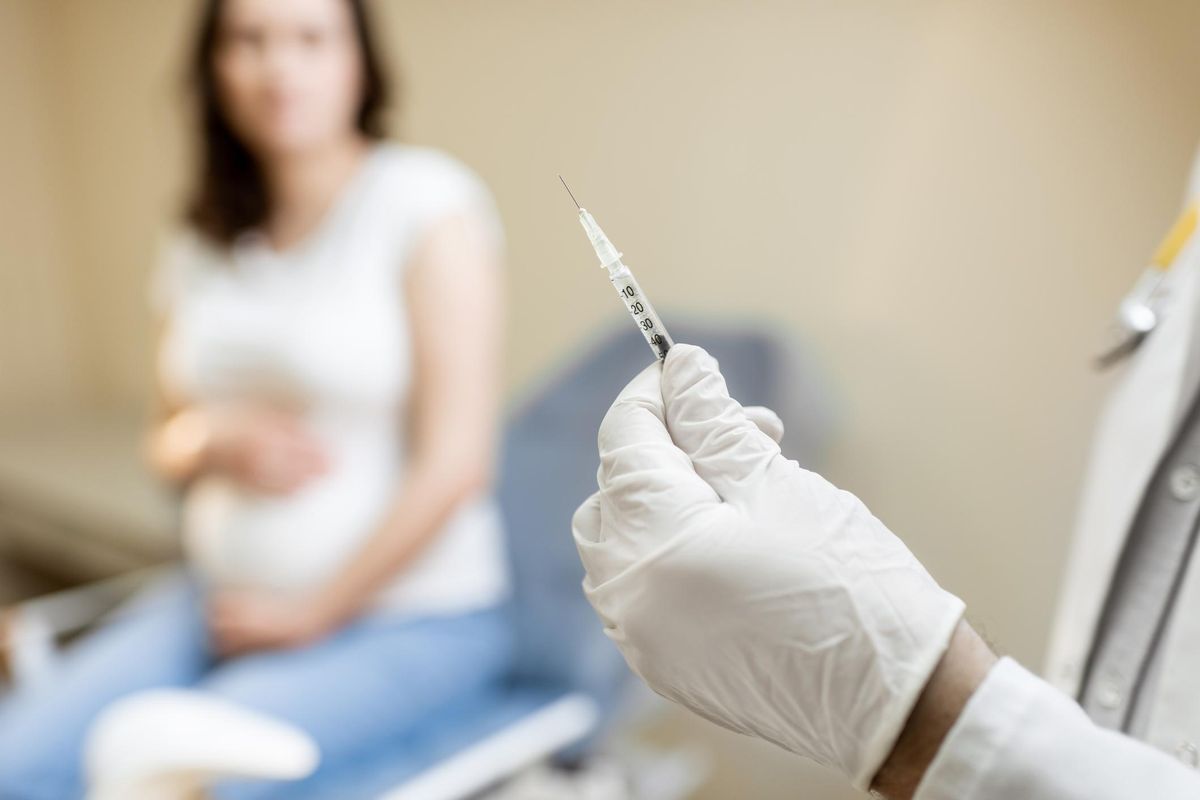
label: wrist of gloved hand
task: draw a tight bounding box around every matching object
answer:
[871,620,998,799]
[573,344,965,789]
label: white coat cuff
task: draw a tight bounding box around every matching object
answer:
[913,657,1037,799]
[914,657,1200,800]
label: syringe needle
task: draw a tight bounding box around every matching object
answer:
[558,175,581,209]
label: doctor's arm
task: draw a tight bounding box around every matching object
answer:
[897,640,1200,800]
[573,344,1200,800]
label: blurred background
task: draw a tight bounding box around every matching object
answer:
[4,0,1200,797]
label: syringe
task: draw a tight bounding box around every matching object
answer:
[560,176,674,361]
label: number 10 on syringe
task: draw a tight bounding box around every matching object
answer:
[560,176,675,361]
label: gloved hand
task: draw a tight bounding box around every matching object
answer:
[572,344,964,790]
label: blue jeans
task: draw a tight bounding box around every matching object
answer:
[0,571,514,800]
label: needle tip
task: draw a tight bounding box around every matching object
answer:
[558,175,581,209]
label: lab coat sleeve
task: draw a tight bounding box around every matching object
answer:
[914,658,1200,799]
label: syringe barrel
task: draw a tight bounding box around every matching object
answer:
[608,262,673,360]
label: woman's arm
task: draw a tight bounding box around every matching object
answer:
[310,211,505,627]
[144,326,208,484]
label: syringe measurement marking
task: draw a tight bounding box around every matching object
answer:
[618,282,653,329]
[613,277,669,357]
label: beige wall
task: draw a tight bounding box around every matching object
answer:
[35,0,194,409]
[6,1,1200,795]
[0,1,80,416]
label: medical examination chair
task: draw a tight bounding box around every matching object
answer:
[0,321,831,799]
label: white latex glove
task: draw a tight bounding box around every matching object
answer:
[572,344,964,790]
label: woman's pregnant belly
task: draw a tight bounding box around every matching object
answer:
[183,443,398,592]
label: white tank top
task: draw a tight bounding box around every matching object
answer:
[151,143,510,616]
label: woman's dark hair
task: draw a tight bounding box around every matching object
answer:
[184,0,392,246]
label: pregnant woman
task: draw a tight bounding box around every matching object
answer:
[0,0,512,797]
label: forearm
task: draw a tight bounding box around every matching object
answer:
[909,656,1200,800]
[871,621,998,799]
[872,621,1200,800]
[311,454,490,624]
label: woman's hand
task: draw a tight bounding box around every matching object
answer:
[205,405,330,494]
[207,588,339,657]
[150,403,329,492]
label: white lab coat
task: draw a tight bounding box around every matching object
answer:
[913,160,1200,798]
[1044,163,1200,767]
